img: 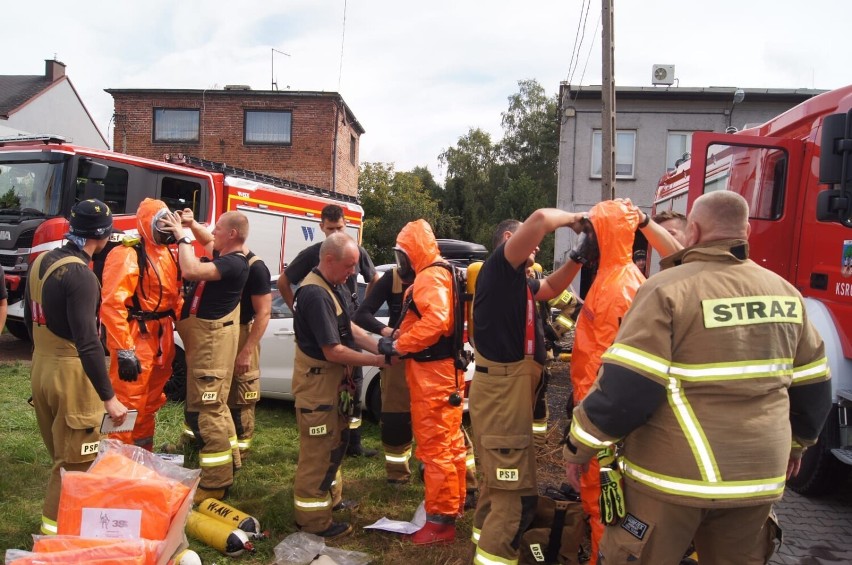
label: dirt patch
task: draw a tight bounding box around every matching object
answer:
[538,360,574,492]
[0,333,32,364]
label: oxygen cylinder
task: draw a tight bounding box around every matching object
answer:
[197,498,263,539]
[465,260,483,346]
[186,510,254,557]
[171,548,202,565]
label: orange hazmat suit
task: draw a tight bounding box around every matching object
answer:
[101,198,183,450]
[395,220,467,519]
[570,199,644,558]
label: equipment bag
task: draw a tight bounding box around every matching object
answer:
[520,485,584,565]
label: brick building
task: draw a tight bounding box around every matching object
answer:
[106,87,364,196]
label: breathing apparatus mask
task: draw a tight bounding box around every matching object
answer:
[394,246,414,282]
[152,208,177,245]
[568,216,600,265]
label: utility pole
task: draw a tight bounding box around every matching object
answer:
[601,0,616,201]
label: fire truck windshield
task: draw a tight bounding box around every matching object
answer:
[0,160,65,217]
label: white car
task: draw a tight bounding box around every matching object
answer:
[170,273,474,418]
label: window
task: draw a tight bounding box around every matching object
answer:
[591,130,636,178]
[350,134,357,165]
[245,110,292,144]
[75,166,129,214]
[161,176,204,218]
[666,131,693,171]
[704,144,787,220]
[153,109,199,142]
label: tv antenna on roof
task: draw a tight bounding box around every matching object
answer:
[271,48,291,91]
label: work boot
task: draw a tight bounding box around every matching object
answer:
[332,499,360,512]
[346,428,378,458]
[410,515,456,545]
[193,486,228,505]
[314,521,353,541]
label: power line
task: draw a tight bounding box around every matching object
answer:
[565,0,588,83]
[338,0,348,91]
[568,0,593,86]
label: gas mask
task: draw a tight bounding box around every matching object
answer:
[152,208,176,245]
[569,217,600,265]
[394,247,414,282]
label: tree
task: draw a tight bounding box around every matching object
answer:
[359,162,458,265]
[439,128,498,244]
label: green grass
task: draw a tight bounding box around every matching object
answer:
[0,362,474,563]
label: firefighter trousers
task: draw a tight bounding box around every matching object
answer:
[599,482,779,564]
[228,322,261,460]
[380,362,412,482]
[177,306,240,490]
[470,354,541,565]
[109,316,175,450]
[31,326,103,534]
[292,348,349,533]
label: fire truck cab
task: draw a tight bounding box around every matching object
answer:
[653,85,852,495]
[0,137,363,340]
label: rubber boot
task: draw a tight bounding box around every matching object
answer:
[346,427,378,458]
[410,514,456,545]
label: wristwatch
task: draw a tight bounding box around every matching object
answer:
[177,236,192,245]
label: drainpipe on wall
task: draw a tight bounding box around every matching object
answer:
[331,98,340,193]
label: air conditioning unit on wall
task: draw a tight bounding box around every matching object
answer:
[652,64,675,86]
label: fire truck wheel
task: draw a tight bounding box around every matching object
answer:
[5,321,30,342]
[366,376,382,423]
[786,405,850,496]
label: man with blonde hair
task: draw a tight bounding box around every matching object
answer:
[160,210,250,503]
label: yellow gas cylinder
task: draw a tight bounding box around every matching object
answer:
[186,510,254,557]
[465,260,483,346]
[197,498,263,539]
[171,548,202,565]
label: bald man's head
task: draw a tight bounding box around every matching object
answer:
[686,191,750,246]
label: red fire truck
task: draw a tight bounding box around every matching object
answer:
[0,136,363,340]
[653,85,852,495]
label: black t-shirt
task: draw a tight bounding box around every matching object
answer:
[239,251,272,325]
[24,243,113,401]
[181,252,249,320]
[354,268,409,334]
[293,269,354,360]
[284,241,377,315]
[473,242,546,364]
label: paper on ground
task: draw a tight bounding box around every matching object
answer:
[363,501,426,534]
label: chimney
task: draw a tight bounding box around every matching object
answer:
[45,59,66,82]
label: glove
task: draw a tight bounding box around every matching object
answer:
[377,337,399,357]
[598,447,626,525]
[338,389,354,417]
[116,349,142,382]
[569,218,599,265]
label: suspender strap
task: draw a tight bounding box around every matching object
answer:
[525,283,535,356]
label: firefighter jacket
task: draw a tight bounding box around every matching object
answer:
[101,198,183,351]
[570,199,645,402]
[565,239,832,508]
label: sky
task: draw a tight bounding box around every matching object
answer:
[3,0,850,183]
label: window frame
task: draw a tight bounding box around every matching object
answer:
[666,131,694,172]
[152,108,200,143]
[591,130,636,179]
[244,109,293,146]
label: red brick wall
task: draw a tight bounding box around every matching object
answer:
[110,91,361,197]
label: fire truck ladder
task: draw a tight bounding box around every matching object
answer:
[165,154,359,204]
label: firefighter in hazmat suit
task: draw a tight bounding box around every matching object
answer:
[383,220,467,545]
[569,198,680,558]
[101,198,183,450]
